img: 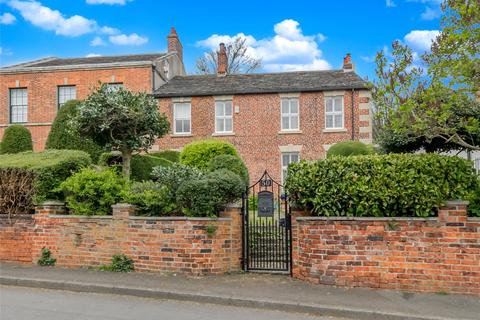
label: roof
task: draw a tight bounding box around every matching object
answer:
[153,70,368,97]
[1,53,166,72]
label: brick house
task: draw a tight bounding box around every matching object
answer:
[152,44,372,183]
[0,28,185,150]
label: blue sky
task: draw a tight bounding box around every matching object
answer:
[0,0,443,79]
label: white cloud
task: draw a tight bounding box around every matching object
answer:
[386,0,396,7]
[90,36,106,46]
[197,19,331,72]
[100,26,119,35]
[86,53,102,57]
[0,12,16,24]
[0,47,13,56]
[420,6,441,20]
[7,0,96,36]
[86,0,129,5]
[404,30,439,52]
[109,33,148,46]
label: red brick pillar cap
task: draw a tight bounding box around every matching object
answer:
[445,200,469,206]
[226,202,242,209]
[111,203,135,209]
[38,200,65,207]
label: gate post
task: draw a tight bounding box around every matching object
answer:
[220,203,243,271]
[290,208,307,278]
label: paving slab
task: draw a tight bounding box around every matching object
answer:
[1,262,479,320]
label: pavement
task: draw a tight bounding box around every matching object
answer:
[0,262,479,320]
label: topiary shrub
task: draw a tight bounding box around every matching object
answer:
[208,154,249,187]
[326,140,373,158]
[123,181,176,216]
[45,100,104,162]
[180,139,238,169]
[0,150,92,207]
[149,150,180,163]
[57,168,128,215]
[0,125,33,154]
[176,169,244,217]
[286,154,479,217]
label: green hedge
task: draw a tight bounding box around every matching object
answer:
[99,151,172,181]
[1,125,33,154]
[326,141,373,158]
[285,154,479,217]
[180,139,238,169]
[0,150,92,205]
[207,154,249,187]
[149,150,180,163]
[45,100,104,162]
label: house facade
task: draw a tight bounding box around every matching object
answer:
[0,28,185,150]
[153,45,372,183]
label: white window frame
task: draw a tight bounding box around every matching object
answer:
[474,158,480,174]
[173,102,191,135]
[58,85,76,109]
[9,88,28,124]
[281,98,300,131]
[325,96,344,129]
[281,152,300,184]
[215,100,233,134]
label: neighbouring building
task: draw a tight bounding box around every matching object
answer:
[0,27,185,150]
[153,45,372,183]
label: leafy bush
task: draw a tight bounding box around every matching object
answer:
[0,125,33,154]
[100,254,134,272]
[149,150,180,163]
[0,150,91,205]
[467,183,480,217]
[285,154,479,217]
[124,181,176,216]
[151,163,204,197]
[37,248,56,266]
[208,154,249,187]
[45,100,104,162]
[180,139,238,169]
[326,141,373,158]
[99,151,172,181]
[57,168,128,215]
[0,168,36,215]
[176,169,244,217]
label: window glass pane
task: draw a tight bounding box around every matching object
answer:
[216,119,224,132]
[325,98,333,112]
[10,89,28,123]
[281,100,289,114]
[225,118,233,131]
[175,104,190,118]
[175,120,183,132]
[225,101,233,116]
[282,116,290,130]
[290,99,299,113]
[326,115,333,128]
[183,120,190,133]
[290,115,299,130]
[334,114,343,128]
[291,154,299,163]
[334,97,343,112]
[215,102,224,116]
[282,154,290,165]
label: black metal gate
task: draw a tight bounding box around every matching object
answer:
[242,171,292,273]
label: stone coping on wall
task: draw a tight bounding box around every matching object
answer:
[45,214,232,221]
[296,216,438,222]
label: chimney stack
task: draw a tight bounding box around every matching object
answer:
[343,53,354,72]
[217,43,228,76]
[167,27,183,64]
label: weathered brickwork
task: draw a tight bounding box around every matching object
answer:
[0,203,242,275]
[0,67,152,151]
[155,90,371,182]
[292,202,480,295]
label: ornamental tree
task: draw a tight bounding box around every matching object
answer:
[372,0,480,153]
[77,84,169,177]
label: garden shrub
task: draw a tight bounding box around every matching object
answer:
[45,100,104,162]
[0,150,91,207]
[180,139,238,169]
[208,154,249,187]
[151,163,204,199]
[100,254,134,272]
[123,181,176,216]
[0,125,33,154]
[326,140,373,158]
[99,151,172,181]
[0,168,36,215]
[149,150,180,163]
[57,168,128,215]
[285,154,479,217]
[176,169,244,217]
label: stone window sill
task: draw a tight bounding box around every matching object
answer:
[278,130,302,135]
[212,132,235,137]
[323,128,347,133]
[171,133,193,138]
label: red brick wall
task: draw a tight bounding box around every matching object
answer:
[0,67,152,151]
[0,203,242,275]
[155,90,370,183]
[0,215,34,263]
[292,202,480,295]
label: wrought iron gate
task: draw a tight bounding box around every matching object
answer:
[242,171,292,273]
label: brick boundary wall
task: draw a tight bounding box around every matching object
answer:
[0,202,242,275]
[292,201,480,295]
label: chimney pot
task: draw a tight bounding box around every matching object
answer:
[167,27,183,65]
[217,43,228,76]
[343,53,354,72]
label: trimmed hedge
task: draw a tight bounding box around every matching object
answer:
[0,150,92,211]
[180,139,238,169]
[45,100,104,162]
[326,140,372,158]
[149,150,180,163]
[0,125,33,154]
[208,154,249,187]
[285,154,479,217]
[99,151,172,181]
[123,181,176,216]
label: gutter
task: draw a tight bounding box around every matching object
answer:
[0,61,156,74]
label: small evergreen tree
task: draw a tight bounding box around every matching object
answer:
[0,125,33,154]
